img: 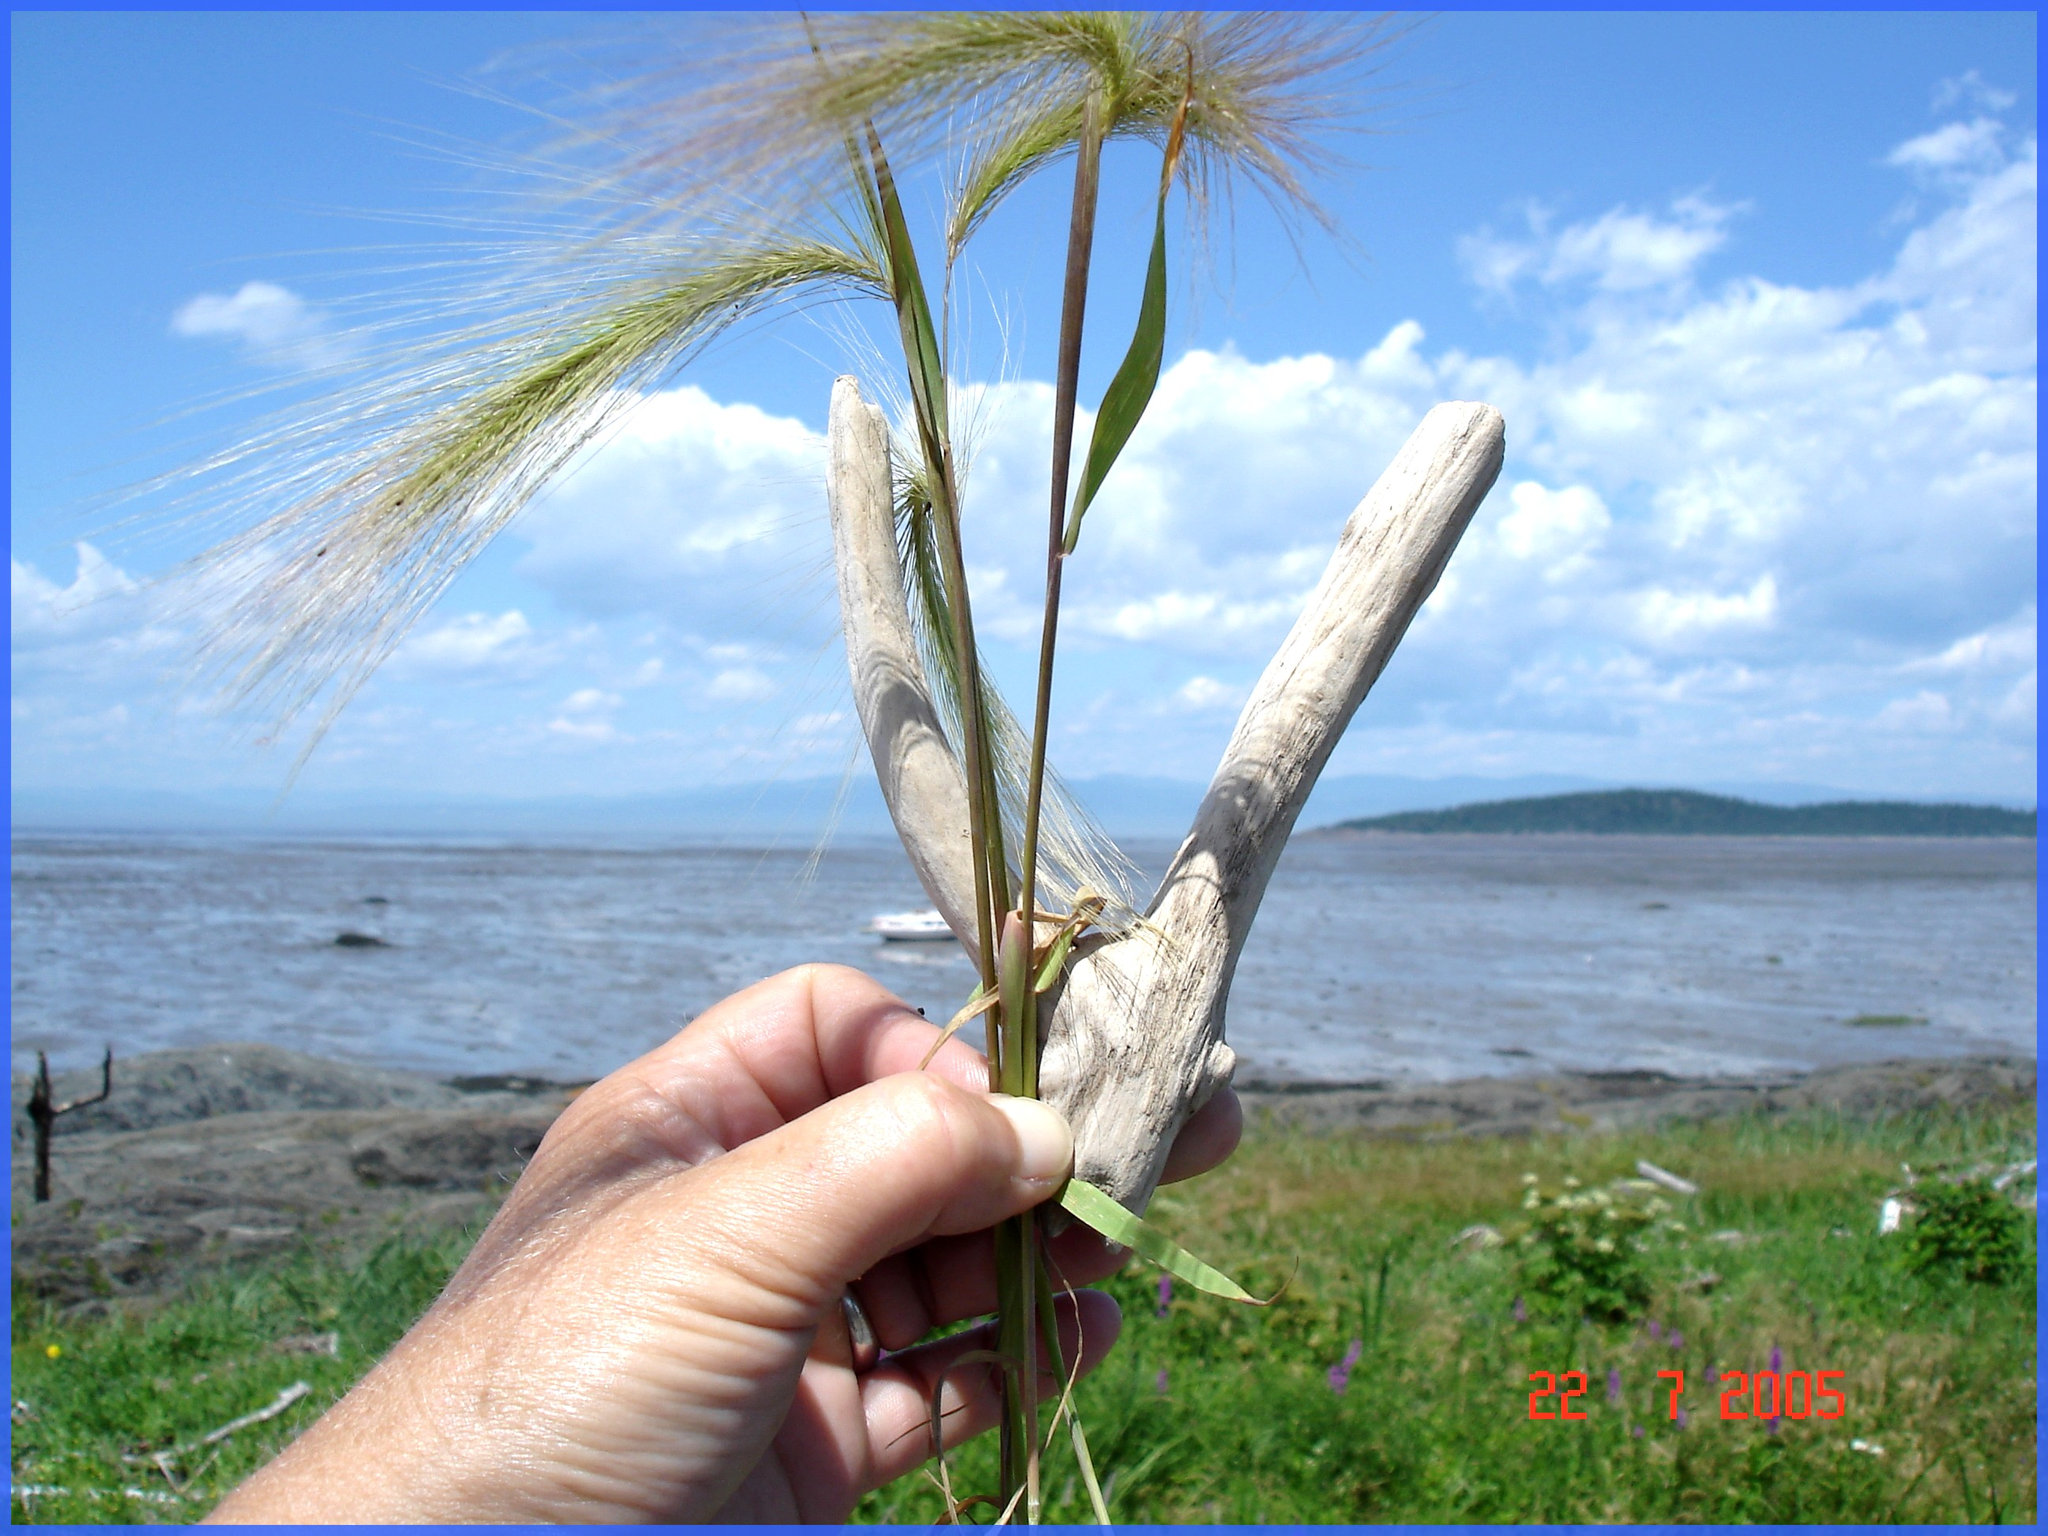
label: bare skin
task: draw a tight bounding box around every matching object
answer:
[206,964,1242,1524]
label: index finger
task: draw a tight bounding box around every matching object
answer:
[577,964,993,1164]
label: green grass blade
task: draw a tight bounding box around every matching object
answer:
[864,126,949,454]
[1032,927,1077,993]
[996,915,1032,1099]
[1058,1177,1273,1304]
[1062,192,1167,554]
[1070,1411,1112,1526]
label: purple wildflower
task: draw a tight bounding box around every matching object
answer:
[1770,1345,1783,1373]
[1765,1346,1784,1432]
[1676,1408,1690,1430]
[1512,1296,1527,1323]
[1607,1368,1623,1404]
[1647,1319,1663,1341]
[1704,1364,1718,1383]
[1155,1368,1169,1395]
[1633,1425,1644,1439]
[1328,1338,1364,1395]
[1668,1330,1684,1351]
[1156,1273,1173,1319]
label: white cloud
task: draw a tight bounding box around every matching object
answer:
[1548,196,1737,292]
[170,281,348,369]
[12,542,137,640]
[1889,117,2008,180]
[1908,608,2036,674]
[11,544,182,695]
[25,103,2029,805]
[1994,670,2037,728]
[1874,689,1954,733]
[513,385,827,643]
[390,610,537,674]
[706,666,776,701]
[1634,574,1778,642]
[1933,70,2017,115]
[546,714,620,742]
[1494,482,1610,579]
[1173,675,1246,711]
[475,110,2027,797]
[1459,196,1738,297]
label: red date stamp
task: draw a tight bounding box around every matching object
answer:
[1528,1367,1846,1420]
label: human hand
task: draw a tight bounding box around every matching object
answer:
[206,963,1241,1523]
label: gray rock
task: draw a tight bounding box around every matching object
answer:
[11,1102,564,1305]
[11,1042,547,1140]
[8,1044,580,1306]
[1234,1055,2035,1139]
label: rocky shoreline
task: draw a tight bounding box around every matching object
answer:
[12,1044,2034,1309]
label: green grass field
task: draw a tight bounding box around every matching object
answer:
[12,1104,2035,1524]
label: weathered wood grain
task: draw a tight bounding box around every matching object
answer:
[828,377,1505,1210]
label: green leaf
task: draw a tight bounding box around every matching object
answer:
[1058,1176,1272,1304]
[1070,1410,1112,1525]
[864,125,949,456]
[995,913,1033,1098]
[1032,926,1077,993]
[1062,190,1168,554]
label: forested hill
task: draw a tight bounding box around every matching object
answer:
[1327,788,2036,837]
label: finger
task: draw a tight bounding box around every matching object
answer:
[1160,1087,1243,1185]
[858,1289,1123,1490]
[550,965,992,1167]
[853,1094,1242,1348]
[680,1073,1074,1320]
[852,1218,1131,1351]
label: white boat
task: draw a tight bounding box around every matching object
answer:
[870,907,955,942]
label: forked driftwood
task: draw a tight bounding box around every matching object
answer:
[829,378,1504,1212]
[26,1047,112,1203]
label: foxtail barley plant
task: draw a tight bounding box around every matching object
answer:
[169,12,1394,1521]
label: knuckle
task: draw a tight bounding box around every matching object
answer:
[795,960,870,994]
[866,1072,982,1163]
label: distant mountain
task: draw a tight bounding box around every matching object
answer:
[14,777,2036,842]
[10,772,1613,842]
[7,781,901,842]
[1324,788,2037,838]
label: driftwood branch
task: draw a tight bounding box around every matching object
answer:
[27,1047,112,1203]
[828,377,1505,1210]
[828,386,980,941]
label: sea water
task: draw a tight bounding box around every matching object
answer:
[9,832,2035,1085]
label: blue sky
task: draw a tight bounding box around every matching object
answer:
[11,11,2038,810]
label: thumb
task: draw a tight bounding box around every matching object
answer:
[676,1072,1072,1316]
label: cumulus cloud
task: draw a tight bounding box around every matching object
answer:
[12,542,138,641]
[1931,69,2017,116]
[706,665,776,701]
[435,106,2030,797]
[1494,482,1611,579]
[11,544,182,693]
[1889,118,2009,178]
[513,385,828,645]
[389,610,542,675]
[1174,675,1247,711]
[25,101,2029,804]
[546,714,620,742]
[1907,607,2036,674]
[1633,574,1778,643]
[1459,195,1739,297]
[170,281,349,369]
